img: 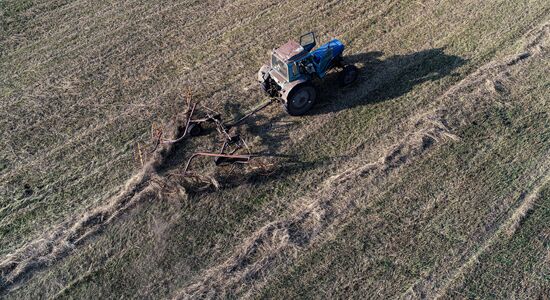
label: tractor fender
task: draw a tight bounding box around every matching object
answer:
[280,79,309,102]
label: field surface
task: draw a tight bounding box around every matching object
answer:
[1,0,549,298]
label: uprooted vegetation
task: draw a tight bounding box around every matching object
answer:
[1,0,549,298]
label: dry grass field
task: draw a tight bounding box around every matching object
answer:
[1,0,549,298]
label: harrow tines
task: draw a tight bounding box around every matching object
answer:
[143,87,278,183]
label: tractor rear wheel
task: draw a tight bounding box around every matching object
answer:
[340,65,359,86]
[285,84,316,116]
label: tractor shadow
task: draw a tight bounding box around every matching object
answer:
[309,48,467,115]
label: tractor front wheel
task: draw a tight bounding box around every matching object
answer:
[340,65,359,86]
[285,85,316,116]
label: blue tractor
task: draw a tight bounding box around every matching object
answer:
[258,32,358,115]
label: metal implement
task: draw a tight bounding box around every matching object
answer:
[224,98,278,128]
[159,97,277,175]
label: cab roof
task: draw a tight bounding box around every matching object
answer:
[274,40,308,62]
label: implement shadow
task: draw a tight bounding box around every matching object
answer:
[310,48,467,115]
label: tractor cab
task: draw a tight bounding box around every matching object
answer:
[270,34,312,82]
[269,32,344,81]
[272,32,316,63]
[258,32,358,116]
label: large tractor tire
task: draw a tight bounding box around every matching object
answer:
[340,65,359,86]
[285,84,317,116]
